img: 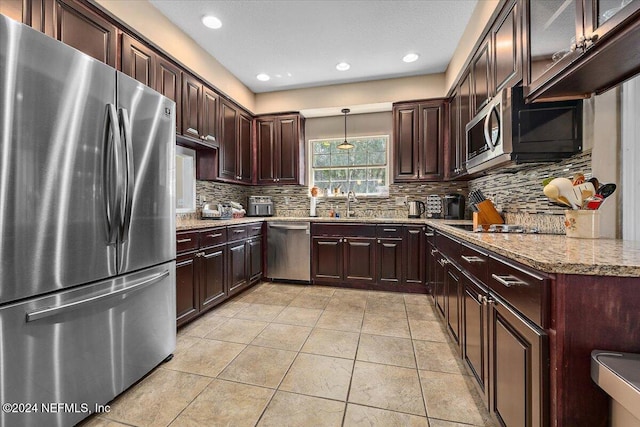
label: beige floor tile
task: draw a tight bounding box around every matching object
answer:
[105,369,211,427]
[288,294,331,309]
[343,404,429,427]
[349,361,426,416]
[269,283,306,295]
[413,340,467,374]
[218,345,297,388]
[302,286,336,297]
[428,419,490,427]
[77,416,130,427]
[367,292,406,304]
[332,288,368,299]
[364,306,408,320]
[419,370,494,426]
[403,294,432,306]
[409,318,449,342]
[365,299,407,315]
[272,306,323,326]
[280,353,353,400]
[234,303,286,322]
[178,314,229,338]
[250,323,312,351]
[169,379,273,427]
[324,297,367,313]
[164,338,246,377]
[253,292,298,306]
[361,313,411,338]
[301,328,360,359]
[257,391,345,427]
[204,318,268,344]
[406,303,438,321]
[211,301,252,317]
[315,311,363,332]
[357,334,416,368]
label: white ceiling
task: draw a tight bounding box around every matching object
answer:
[148,0,478,94]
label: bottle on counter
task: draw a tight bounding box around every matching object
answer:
[329,205,335,218]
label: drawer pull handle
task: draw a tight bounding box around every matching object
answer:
[233,230,244,233]
[177,238,192,243]
[437,258,449,267]
[409,230,420,234]
[431,249,439,255]
[461,255,484,263]
[252,227,262,230]
[383,228,397,232]
[425,232,434,237]
[207,233,223,238]
[491,274,528,288]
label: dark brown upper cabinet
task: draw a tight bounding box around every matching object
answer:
[156,55,182,134]
[492,0,522,94]
[121,33,155,88]
[53,0,118,67]
[471,39,491,116]
[525,0,640,101]
[256,114,305,185]
[0,0,25,23]
[218,99,252,184]
[182,73,218,146]
[393,99,446,182]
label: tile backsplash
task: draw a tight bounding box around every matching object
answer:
[179,150,591,231]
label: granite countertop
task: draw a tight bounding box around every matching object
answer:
[176,216,640,277]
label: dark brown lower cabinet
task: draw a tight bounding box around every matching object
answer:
[404,226,425,287]
[228,235,263,298]
[462,276,489,404]
[343,237,376,284]
[248,238,263,283]
[489,296,548,427]
[445,263,462,347]
[377,238,402,285]
[200,244,226,311]
[433,253,446,317]
[176,251,198,326]
[312,236,344,284]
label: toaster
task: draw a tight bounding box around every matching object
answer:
[247,196,274,217]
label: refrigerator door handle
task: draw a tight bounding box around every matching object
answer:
[25,270,170,322]
[118,108,135,244]
[104,104,123,245]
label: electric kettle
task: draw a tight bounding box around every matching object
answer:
[407,200,426,218]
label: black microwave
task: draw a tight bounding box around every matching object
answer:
[465,86,582,174]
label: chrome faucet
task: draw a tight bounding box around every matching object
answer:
[346,191,358,218]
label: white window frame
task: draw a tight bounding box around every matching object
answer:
[308,134,390,197]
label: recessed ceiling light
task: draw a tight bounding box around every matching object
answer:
[201,15,222,29]
[403,53,419,63]
[336,62,351,71]
[256,73,270,81]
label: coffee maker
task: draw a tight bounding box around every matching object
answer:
[443,194,465,219]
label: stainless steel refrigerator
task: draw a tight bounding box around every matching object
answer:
[0,15,176,427]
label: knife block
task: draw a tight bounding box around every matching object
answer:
[473,200,504,229]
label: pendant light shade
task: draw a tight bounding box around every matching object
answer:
[337,108,354,150]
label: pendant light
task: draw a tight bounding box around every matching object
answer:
[337,108,354,150]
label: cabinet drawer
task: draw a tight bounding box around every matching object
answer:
[176,231,199,254]
[199,227,227,248]
[459,241,488,285]
[246,222,264,237]
[228,224,248,241]
[376,225,404,238]
[437,232,460,260]
[487,255,549,328]
[425,226,436,244]
[312,223,376,237]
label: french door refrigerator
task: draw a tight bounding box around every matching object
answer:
[0,15,176,427]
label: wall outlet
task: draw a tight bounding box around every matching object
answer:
[395,196,407,206]
[284,196,291,205]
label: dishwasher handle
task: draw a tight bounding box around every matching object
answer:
[268,224,309,231]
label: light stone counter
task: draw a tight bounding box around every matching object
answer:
[176,216,640,277]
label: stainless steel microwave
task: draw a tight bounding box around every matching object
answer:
[465,86,583,175]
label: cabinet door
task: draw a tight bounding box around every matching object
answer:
[0,0,25,24]
[445,264,462,347]
[377,238,402,286]
[156,56,182,134]
[312,237,343,284]
[393,104,419,181]
[447,92,460,178]
[344,237,376,284]
[238,112,253,183]
[277,116,299,183]
[201,87,218,144]
[434,255,446,317]
[182,73,203,140]
[463,276,489,403]
[418,103,443,180]
[54,0,117,67]
[493,0,522,94]
[121,33,155,87]
[248,237,263,283]
[404,226,425,285]
[490,298,548,427]
[176,252,198,326]
[228,240,247,296]
[219,100,239,181]
[458,70,472,174]
[200,245,226,312]
[472,39,491,116]
[257,119,276,183]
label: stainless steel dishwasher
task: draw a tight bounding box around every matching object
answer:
[267,222,311,282]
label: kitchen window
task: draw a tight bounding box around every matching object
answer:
[309,135,389,196]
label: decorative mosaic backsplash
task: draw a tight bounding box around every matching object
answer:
[178,150,591,231]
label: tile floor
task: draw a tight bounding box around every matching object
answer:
[81,283,496,427]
